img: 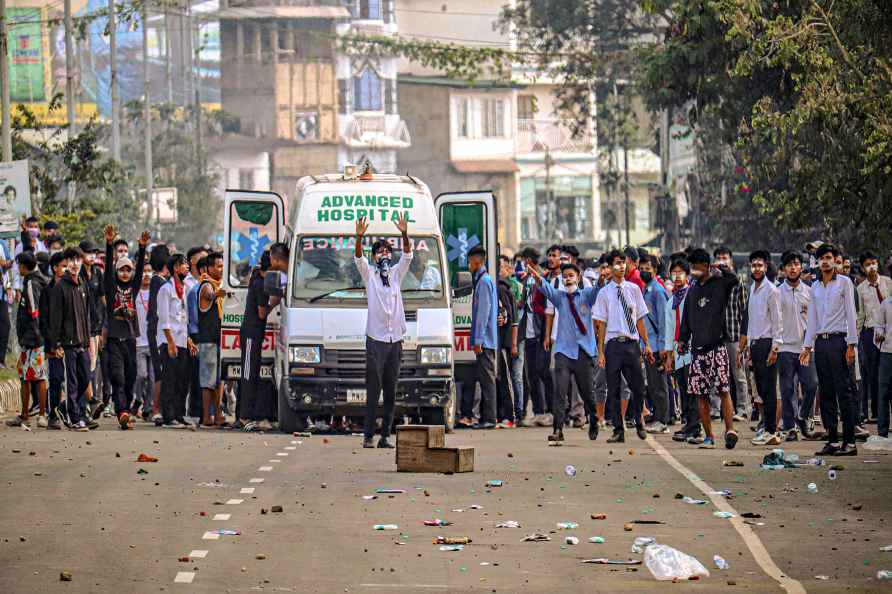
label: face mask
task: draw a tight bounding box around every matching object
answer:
[640,271,653,284]
[564,280,577,293]
[377,255,392,286]
[28,228,40,239]
[866,264,878,274]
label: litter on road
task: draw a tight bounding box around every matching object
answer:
[644,543,710,581]
[434,536,471,544]
[496,521,521,528]
[136,453,158,463]
[581,558,642,565]
[439,545,464,552]
[522,533,551,542]
[713,511,735,519]
[373,524,399,530]
[588,536,605,544]
[556,522,579,529]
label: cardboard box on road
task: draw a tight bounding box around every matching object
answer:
[395,425,474,473]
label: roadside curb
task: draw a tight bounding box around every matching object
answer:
[0,379,20,415]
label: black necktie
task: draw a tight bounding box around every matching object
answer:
[616,284,635,334]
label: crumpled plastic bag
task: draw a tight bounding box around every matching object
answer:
[760,449,796,469]
[864,435,892,451]
[644,543,710,581]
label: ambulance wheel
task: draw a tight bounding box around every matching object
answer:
[277,384,307,433]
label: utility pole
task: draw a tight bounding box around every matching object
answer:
[64,0,76,134]
[142,1,154,230]
[164,3,172,102]
[109,0,120,160]
[0,0,11,162]
[614,82,630,247]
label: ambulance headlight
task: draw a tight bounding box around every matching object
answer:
[420,346,451,365]
[289,346,321,364]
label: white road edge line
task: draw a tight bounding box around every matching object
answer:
[646,436,806,594]
[188,550,208,558]
[174,571,195,584]
[225,498,244,505]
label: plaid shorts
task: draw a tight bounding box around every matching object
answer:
[688,344,731,397]
[18,347,48,382]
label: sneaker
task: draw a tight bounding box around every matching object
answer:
[47,417,62,430]
[162,421,179,429]
[5,415,29,428]
[588,418,599,441]
[836,443,858,456]
[37,415,48,428]
[854,426,870,442]
[377,437,395,449]
[699,437,716,449]
[87,419,100,430]
[686,435,704,445]
[474,422,496,430]
[724,430,739,450]
[646,422,668,434]
[519,417,535,428]
[541,413,554,427]
[74,420,89,432]
[499,420,515,429]
[751,433,769,446]
[571,417,585,429]
[258,420,273,432]
[362,437,374,448]
[547,430,565,442]
[606,431,625,443]
[90,402,106,420]
[815,443,840,456]
[732,414,746,422]
[672,430,688,442]
[765,433,783,446]
[152,414,163,427]
[785,429,799,442]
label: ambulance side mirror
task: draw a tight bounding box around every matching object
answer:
[452,271,473,298]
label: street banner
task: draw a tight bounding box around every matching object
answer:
[0,160,32,238]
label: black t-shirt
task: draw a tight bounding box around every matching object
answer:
[241,269,269,336]
[146,274,167,347]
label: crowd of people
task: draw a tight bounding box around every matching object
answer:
[459,242,892,455]
[3,218,291,433]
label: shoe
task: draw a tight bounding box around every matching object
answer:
[765,433,782,446]
[699,437,716,449]
[606,431,625,443]
[802,429,825,441]
[686,435,704,445]
[724,430,739,450]
[672,430,688,442]
[785,429,799,442]
[377,438,395,449]
[162,421,179,429]
[36,414,48,428]
[258,419,273,431]
[519,418,535,427]
[55,405,71,428]
[141,411,151,422]
[362,437,374,448]
[91,402,106,420]
[854,426,870,442]
[732,414,746,422]
[474,422,496,430]
[5,415,30,428]
[836,443,857,456]
[571,417,585,429]
[547,430,565,442]
[74,420,89,432]
[635,425,647,440]
[751,429,767,445]
[815,443,840,456]
[118,412,131,430]
[541,413,554,427]
[501,420,514,428]
[47,417,62,430]
[646,422,668,434]
[588,417,599,441]
[152,414,163,427]
[456,417,473,428]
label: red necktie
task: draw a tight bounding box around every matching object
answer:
[567,293,587,335]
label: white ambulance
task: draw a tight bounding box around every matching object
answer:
[221,171,497,433]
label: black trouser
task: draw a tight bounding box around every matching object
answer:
[0,302,9,361]
[188,351,202,418]
[750,338,779,434]
[860,328,880,420]
[644,359,669,424]
[497,348,515,422]
[814,334,857,444]
[161,346,190,423]
[364,337,402,439]
[605,339,646,432]
[64,347,91,425]
[675,365,700,435]
[239,331,265,422]
[461,348,497,423]
[106,337,137,417]
[554,351,596,431]
[48,356,65,419]
[524,338,552,415]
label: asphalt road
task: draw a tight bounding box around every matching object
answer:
[1,419,891,593]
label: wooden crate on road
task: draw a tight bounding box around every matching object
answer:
[395,425,474,473]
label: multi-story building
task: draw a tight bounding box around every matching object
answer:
[212,0,410,202]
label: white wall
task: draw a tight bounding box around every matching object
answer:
[449,89,516,160]
[210,149,271,193]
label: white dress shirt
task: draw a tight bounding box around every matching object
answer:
[778,280,809,353]
[747,279,783,347]
[136,288,150,348]
[856,275,892,330]
[156,280,189,349]
[593,279,649,342]
[354,251,413,343]
[874,297,892,354]
[804,274,858,348]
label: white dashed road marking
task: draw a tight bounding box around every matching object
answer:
[268,459,281,463]
[213,513,231,521]
[276,452,288,456]
[646,436,806,594]
[259,466,273,471]
[240,487,255,494]
[174,571,195,584]
[202,531,220,541]
[284,446,296,450]
[188,550,208,559]
[225,498,244,505]
[249,478,264,483]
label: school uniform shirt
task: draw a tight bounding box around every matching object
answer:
[354,251,413,343]
[136,288,151,348]
[778,280,810,354]
[156,279,189,349]
[545,274,593,341]
[856,275,892,331]
[874,297,892,354]
[663,288,692,370]
[747,279,783,348]
[470,267,498,350]
[539,280,599,359]
[803,274,858,349]
[593,280,649,342]
[642,279,668,351]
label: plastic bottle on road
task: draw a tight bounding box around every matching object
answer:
[807,483,818,493]
[877,570,891,580]
[565,465,577,477]
[714,555,729,570]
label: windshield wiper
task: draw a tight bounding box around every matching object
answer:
[308,286,365,303]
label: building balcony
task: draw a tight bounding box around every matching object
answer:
[517,119,594,155]
[341,114,411,149]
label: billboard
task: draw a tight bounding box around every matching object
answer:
[8,7,50,103]
[0,161,32,239]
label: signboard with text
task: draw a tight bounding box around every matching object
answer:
[0,160,31,238]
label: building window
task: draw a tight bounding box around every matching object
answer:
[360,0,381,19]
[238,168,255,190]
[520,176,591,241]
[518,94,536,120]
[601,199,637,232]
[456,97,471,138]
[353,67,382,111]
[294,112,319,142]
[482,99,504,138]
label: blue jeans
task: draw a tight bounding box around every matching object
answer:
[878,352,892,437]
[778,351,818,431]
[511,340,525,421]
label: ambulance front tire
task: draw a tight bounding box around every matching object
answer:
[278,383,308,433]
